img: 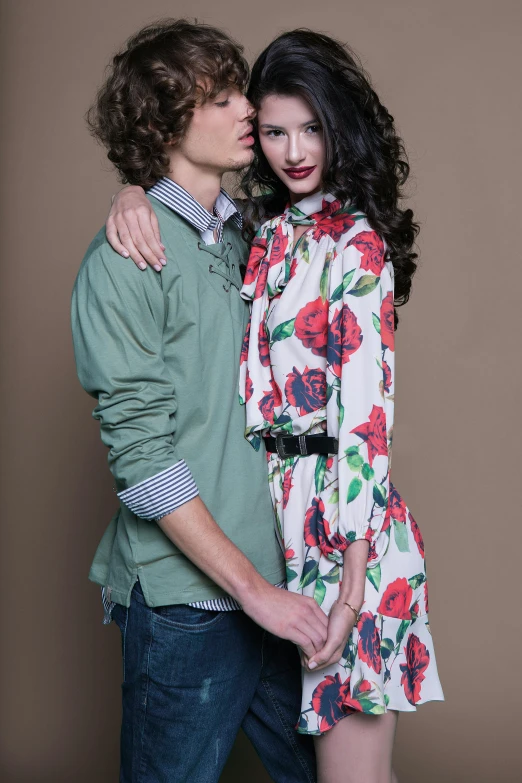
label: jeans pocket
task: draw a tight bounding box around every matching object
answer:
[111,603,128,681]
[151,603,226,632]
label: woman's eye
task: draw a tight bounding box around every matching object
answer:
[267,129,284,137]
[306,125,321,134]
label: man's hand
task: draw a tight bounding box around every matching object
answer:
[106,185,166,271]
[305,599,357,671]
[241,584,328,661]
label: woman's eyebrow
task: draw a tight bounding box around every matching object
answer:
[260,120,318,129]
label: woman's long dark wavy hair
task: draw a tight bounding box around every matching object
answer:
[241,30,418,320]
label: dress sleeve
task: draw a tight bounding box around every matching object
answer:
[326,231,395,566]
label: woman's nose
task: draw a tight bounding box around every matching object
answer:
[286,135,305,165]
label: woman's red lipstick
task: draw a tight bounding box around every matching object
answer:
[283,166,317,180]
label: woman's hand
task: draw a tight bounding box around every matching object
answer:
[106,185,166,271]
[305,599,357,671]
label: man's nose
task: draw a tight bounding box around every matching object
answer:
[242,96,256,121]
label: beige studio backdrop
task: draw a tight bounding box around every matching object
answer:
[1,0,521,781]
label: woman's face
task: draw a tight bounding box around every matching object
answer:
[257,94,325,204]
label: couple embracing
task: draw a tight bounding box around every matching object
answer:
[72,18,443,783]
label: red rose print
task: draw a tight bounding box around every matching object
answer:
[357,612,382,673]
[326,456,334,471]
[346,231,385,275]
[282,468,294,509]
[285,546,295,560]
[295,296,328,357]
[412,602,419,616]
[367,541,378,562]
[380,292,395,351]
[243,239,267,286]
[240,317,251,365]
[258,319,270,367]
[289,255,299,281]
[377,577,413,619]
[269,226,286,267]
[350,405,388,467]
[304,498,347,556]
[258,378,282,424]
[400,634,430,705]
[409,512,425,558]
[312,673,354,731]
[313,208,356,242]
[327,305,363,378]
[285,366,326,415]
[245,370,253,403]
[382,360,392,392]
[342,677,372,712]
[389,484,406,523]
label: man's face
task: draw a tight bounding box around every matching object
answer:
[174,86,255,174]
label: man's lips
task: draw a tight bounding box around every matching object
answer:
[283,166,317,180]
[239,126,254,144]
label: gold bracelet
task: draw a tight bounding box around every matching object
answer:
[343,601,360,624]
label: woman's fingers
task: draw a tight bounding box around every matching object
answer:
[136,208,166,268]
[106,216,130,259]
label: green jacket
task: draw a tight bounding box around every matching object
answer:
[71,196,285,607]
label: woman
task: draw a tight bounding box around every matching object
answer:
[107,29,443,783]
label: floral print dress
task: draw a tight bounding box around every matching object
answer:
[239,192,444,735]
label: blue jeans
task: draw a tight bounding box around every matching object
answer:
[111,581,316,783]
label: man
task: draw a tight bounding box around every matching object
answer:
[72,19,326,783]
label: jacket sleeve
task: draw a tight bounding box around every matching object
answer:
[326,232,394,566]
[71,238,198,520]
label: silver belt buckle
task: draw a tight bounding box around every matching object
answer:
[275,435,287,459]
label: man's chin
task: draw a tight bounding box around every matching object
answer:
[223,150,255,173]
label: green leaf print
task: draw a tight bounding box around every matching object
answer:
[347,452,364,472]
[408,573,426,590]
[393,519,410,552]
[314,576,327,606]
[384,694,390,707]
[396,619,410,648]
[338,391,345,427]
[347,275,380,298]
[328,488,339,505]
[322,564,340,584]
[345,445,360,457]
[286,567,298,583]
[270,317,296,343]
[366,562,382,591]
[315,455,327,494]
[361,463,374,481]
[298,559,319,589]
[372,313,381,334]
[380,637,395,660]
[330,269,356,303]
[319,251,333,303]
[373,482,387,507]
[326,383,334,403]
[347,477,362,503]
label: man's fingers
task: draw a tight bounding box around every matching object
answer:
[293,632,317,660]
[300,620,328,653]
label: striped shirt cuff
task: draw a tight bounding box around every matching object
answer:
[117,460,199,521]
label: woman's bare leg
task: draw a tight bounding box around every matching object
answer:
[314,710,399,783]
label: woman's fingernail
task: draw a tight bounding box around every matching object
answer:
[309,662,318,670]
[122,251,129,258]
[160,258,167,266]
[139,262,147,270]
[153,264,162,272]
[161,244,166,250]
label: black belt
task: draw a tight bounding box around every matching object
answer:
[264,434,339,459]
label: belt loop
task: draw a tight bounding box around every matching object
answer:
[275,435,287,459]
[298,435,308,456]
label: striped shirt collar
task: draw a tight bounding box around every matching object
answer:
[147,177,242,238]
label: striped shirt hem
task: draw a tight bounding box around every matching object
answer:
[101,581,287,622]
[117,460,198,521]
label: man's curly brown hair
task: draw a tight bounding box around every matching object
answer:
[87,19,249,188]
